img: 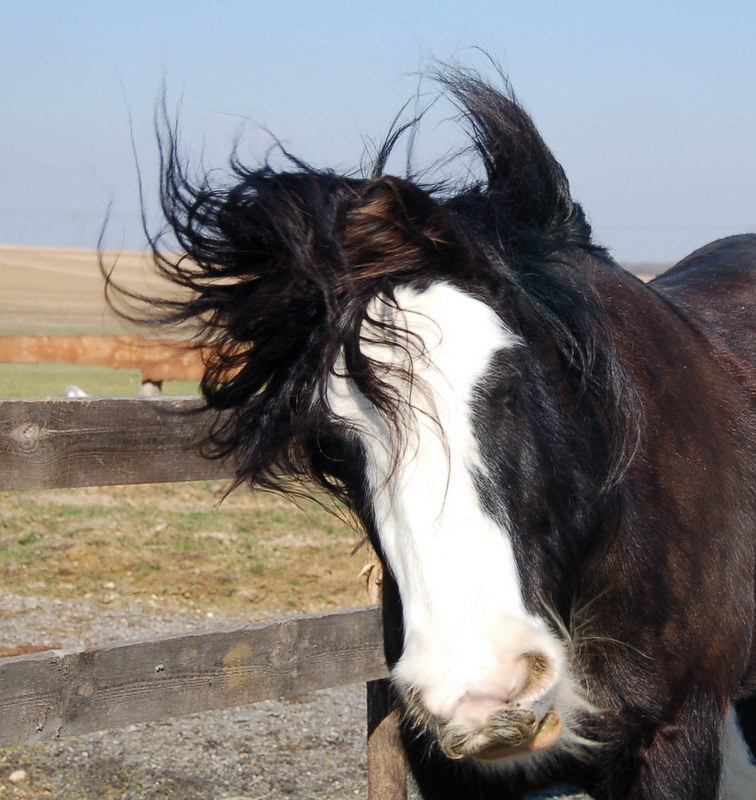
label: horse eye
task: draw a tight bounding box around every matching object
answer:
[497,385,518,406]
[476,381,516,415]
[476,380,516,411]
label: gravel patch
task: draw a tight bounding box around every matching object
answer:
[0,594,588,799]
[1,689,369,799]
[0,592,245,651]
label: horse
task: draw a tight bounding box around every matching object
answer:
[112,70,756,799]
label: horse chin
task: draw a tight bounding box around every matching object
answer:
[436,708,563,763]
[472,710,563,763]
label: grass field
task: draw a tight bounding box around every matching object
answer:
[0,247,369,630]
[0,362,199,398]
[0,481,366,625]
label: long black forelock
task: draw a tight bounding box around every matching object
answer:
[104,67,640,505]
[107,150,473,499]
[161,166,419,495]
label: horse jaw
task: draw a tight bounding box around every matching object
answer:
[327,281,579,766]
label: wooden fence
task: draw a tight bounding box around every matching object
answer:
[0,397,408,799]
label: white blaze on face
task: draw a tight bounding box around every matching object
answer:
[327,282,568,738]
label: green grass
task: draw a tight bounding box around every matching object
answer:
[0,362,199,398]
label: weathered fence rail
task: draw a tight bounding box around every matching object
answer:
[0,397,227,489]
[0,606,386,746]
[0,396,406,799]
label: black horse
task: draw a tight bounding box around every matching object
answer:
[112,70,756,799]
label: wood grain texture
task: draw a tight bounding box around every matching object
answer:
[367,678,409,800]
[0,397,233,489]
[0,606,387,747]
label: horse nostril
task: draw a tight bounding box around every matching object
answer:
[520,651,553,695]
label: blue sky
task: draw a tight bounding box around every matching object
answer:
[2,0,754,263]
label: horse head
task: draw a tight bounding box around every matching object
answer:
[110,70,647,775]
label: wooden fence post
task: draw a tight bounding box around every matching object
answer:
[367,677,408,800]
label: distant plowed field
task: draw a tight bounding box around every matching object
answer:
[0,245,174,336]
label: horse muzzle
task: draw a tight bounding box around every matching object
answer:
[394,625,569,763]
[401,681,564,762]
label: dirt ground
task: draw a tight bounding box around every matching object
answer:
[0,480,384,800]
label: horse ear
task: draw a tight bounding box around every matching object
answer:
[345,176,475,282]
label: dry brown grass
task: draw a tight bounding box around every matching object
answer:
[0,481,369,624]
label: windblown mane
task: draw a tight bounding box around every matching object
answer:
[106,69,641,502]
